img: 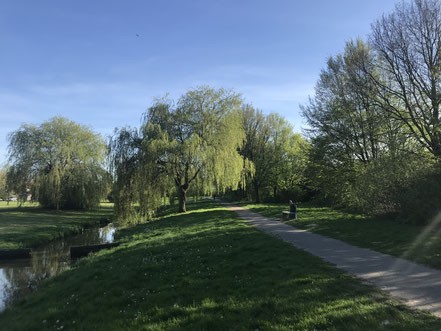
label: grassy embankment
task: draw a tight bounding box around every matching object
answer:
[0,201,113,249]
[244,202,441,270]
[1,200,440,330]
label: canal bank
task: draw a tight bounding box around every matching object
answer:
[2,200,441,330]
[0,202,114,250]
[0,222,116,311]
[0,202,115,311]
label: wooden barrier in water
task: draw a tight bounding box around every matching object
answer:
[0,248,31,260]
[70,242,120,259]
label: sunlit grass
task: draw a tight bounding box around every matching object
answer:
[0,203,114,249]
[0,201,39,209]
[0,200,440,330]
[244,202,441,270]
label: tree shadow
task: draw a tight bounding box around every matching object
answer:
[1,203,440,330]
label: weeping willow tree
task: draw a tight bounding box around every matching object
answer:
[109,86,248,222]
[7,117,109,209]
[108,124,172,223]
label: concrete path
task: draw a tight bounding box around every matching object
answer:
[222,202,441,317]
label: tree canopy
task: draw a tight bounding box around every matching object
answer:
[109,86,248,222]
[7,117,109,209]
[239,105,308,203]
[371,0,441,158]
[301,0,441,223]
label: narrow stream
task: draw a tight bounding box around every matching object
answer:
[0,223,116,311]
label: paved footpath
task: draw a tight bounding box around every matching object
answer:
[221,201,441,317]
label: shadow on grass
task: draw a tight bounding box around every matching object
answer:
[1,200,440,330]
[243,202,441,271]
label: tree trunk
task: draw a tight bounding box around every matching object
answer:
[178,185,187,213]
[254,182,260,203]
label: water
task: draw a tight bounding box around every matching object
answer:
[0,223,116,311]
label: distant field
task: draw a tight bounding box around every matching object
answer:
[0,201,39,209]
[244,203,441,270]
[0,202,113,249]
[0,200,440,330]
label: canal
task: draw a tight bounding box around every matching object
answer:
[0,223,116,311]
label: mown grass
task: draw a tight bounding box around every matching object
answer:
[0,202,113,249]
[1,200,440,330]
[244,202,441,270]
[0,201,40,209]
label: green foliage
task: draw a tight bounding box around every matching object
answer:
[303,39,388,164]
[302,36,437,221]
[1,201,440,330]
[348,154,427,215]
[0,167,8,200]
[238,105,309,202]
[396,165,441,224]
[303,135,356,207]
[7,117,109,210]
[371,0,441,158]
[108,125,165,224]
[109,86,247,223]
[301,1,441,224]
[155,87,245,200]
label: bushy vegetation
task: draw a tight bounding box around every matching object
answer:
[6,117,110,210]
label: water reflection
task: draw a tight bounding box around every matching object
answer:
[0,223,116,311]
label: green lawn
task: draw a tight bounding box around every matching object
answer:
[0,202,113,249]
[243,202,441,270]
[1,200,440,330]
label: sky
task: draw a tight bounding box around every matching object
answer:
[0,0,397,165]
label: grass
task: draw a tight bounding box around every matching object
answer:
[243,202,441,270]
[0,201,113,249]
[1,200,440,330]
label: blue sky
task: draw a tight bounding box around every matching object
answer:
[0,0,397,165]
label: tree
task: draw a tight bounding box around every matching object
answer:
[301,0,441,220]
[7,117,108,209]
[275,132,310,200]
[303,39,390,163]
[109,86,247,219]
[240,105,268,202]
[265,114,308,200]
[303,134,357,206]
[239,105,306,202]
[302,39,414,209]
[108,124,172,222]
[0,167,8,200]
[370,0,441,158]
